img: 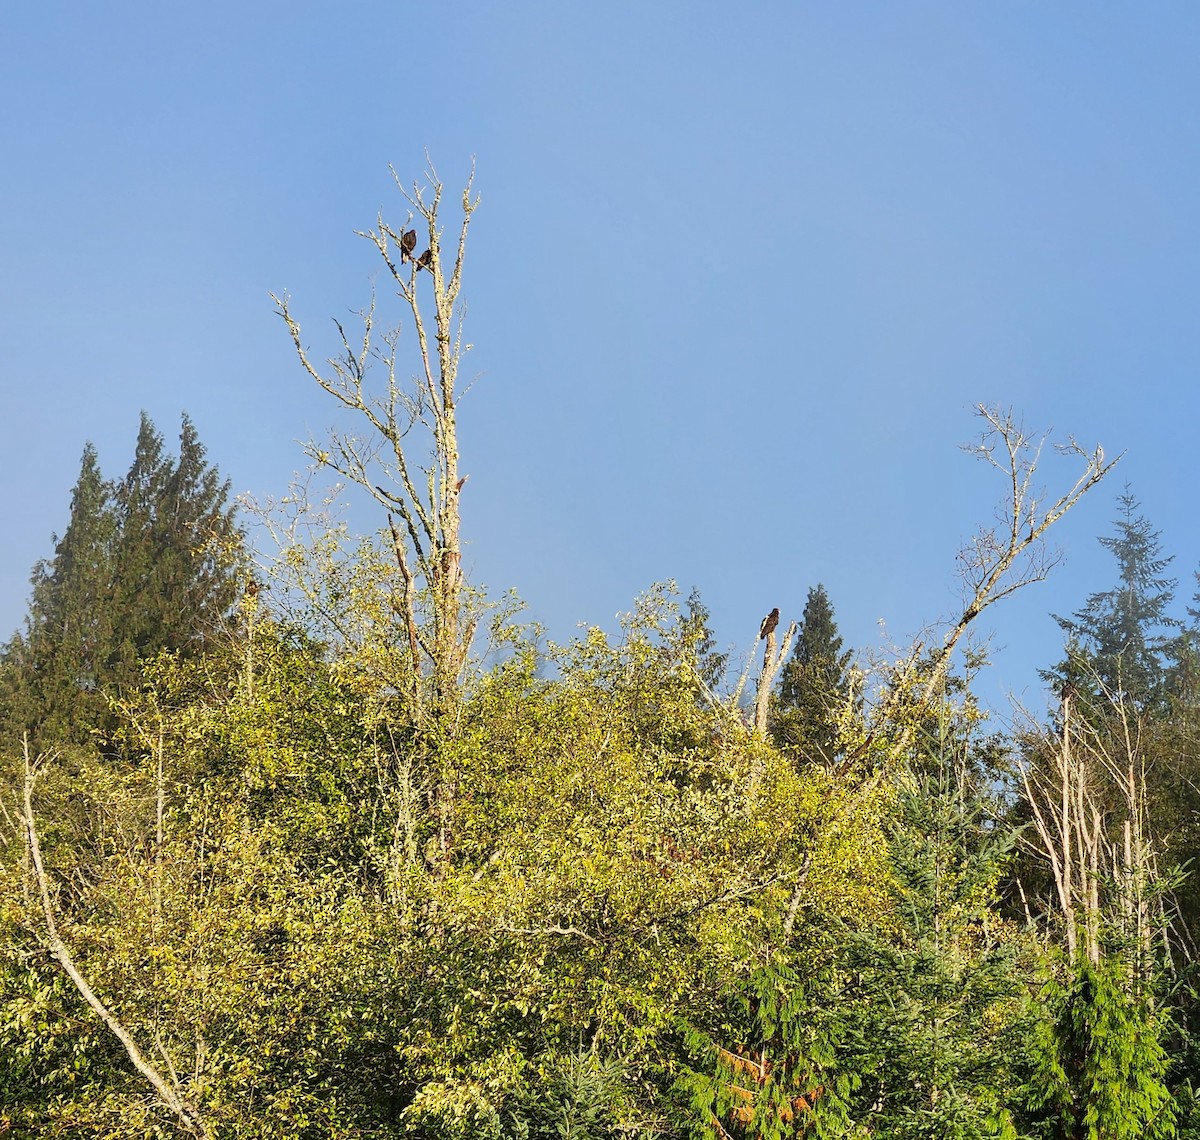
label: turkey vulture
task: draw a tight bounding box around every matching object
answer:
[417,248,433,270]
[759,607,780,641]
[400,229,417,261]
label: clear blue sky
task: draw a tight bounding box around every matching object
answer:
[3,3,1199,718]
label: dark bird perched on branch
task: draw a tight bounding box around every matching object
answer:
[400,229,417,262]
[759,607,780,641]
[417,248,432,271]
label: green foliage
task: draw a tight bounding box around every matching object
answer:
[677,953,860,1139]
[507,1051,631,1140]
[1,413,242,755]
[684,587,729,695]
[1051,488,1177,712]
[6,413,1200,1138]
[832,764,1029,1140]
[1,442,117,747]
[1024,955,1176,1140]
[408,1049,636,1140]
[772,585,853,766]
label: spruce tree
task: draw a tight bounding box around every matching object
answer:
[1,444,117,746]
[1051,489,1176,710]
[2,414,242,751]
[771,584,852,763]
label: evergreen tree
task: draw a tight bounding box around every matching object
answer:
[1,444,117,745]
[107,413,241,681]
[837,765,1028,1138]
[2,413,242,751]
[1024,956,1176,1140]
[1051,489,1176,710]
[771,584,852,763]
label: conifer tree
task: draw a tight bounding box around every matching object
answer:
[838,765,1029,1137]
[1024,956,1176,1140]
[2,414,241,750]
[1051,489,1176,710]
[107,414,240,682]
[1,445,117,745]
[771,584,852,764]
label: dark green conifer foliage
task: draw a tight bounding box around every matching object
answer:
[504,1052,629,1140]
[107,413,240,682]
[1,444,117,745]
[835,764,1027,1139]
[771,585,852,764]
[2,413,241,750]
[1051,490,1176,710]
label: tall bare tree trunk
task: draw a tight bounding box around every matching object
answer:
[273,159,480,730]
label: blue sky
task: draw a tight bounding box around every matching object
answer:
[3,3,1199,718]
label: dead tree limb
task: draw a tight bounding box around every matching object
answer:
[922,405,1119,705]
[17,739,208,1139]
[857,406,1119,764]
[755,619,798,736]
[271,156,480,726]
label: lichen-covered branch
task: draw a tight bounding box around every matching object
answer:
[271,158,481,726]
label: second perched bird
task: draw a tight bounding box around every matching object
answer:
[400,229,417,262]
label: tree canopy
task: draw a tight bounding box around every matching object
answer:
[5,168,1199,1140]
[1,412,242,753]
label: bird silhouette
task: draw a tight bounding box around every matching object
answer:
[417,248,432,271]
[400,229,417,262]
[759,608,780,641]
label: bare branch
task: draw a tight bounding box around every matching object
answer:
[18,739,208,1138]
[855,407,1119,764]
[272,160,481,726]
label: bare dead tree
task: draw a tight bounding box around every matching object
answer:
[860,406,1120,760]
[17,739,208,1138]
[1018,676,1162,974]
[727,609,799,744]
[754,615,798,737]
[928,405,1120,703]
[271,158,480,727]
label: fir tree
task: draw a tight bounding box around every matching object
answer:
[2,414,242,751]
[771,584,852,764]
[837,764,1028,1138]
[107,413,240,681]
[1050,489,1176,711]
[1,444,117,746]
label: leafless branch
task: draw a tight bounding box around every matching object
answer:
[18,738,208,1138]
